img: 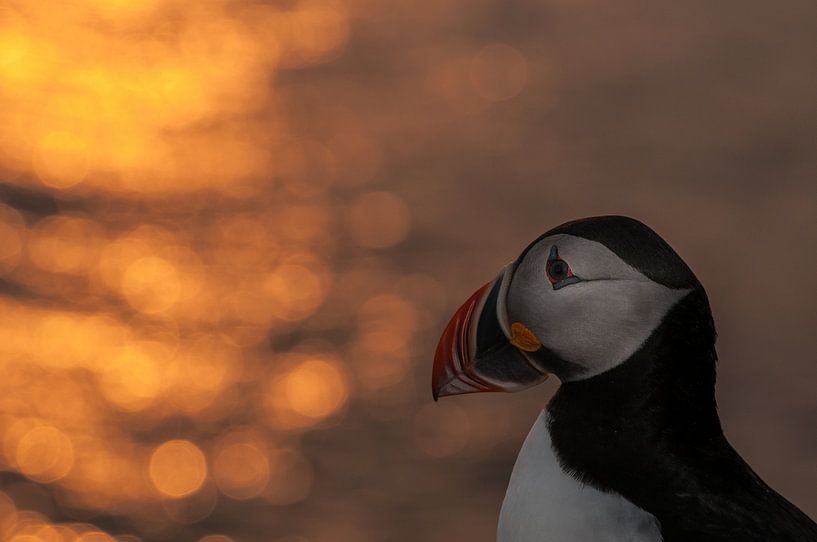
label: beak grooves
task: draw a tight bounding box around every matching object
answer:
[432,282,495,400]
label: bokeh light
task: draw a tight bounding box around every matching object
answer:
[213,443,269,501]
[265,354,349,429]
[15,425,74,484]
[149,440,208,499]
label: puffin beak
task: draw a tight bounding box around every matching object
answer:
[432,263,550,400]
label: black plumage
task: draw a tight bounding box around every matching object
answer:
[544,218,817,542]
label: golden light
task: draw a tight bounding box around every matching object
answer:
[63,443,149,509]
[0,0,336,193]
[32,525,60,542]
[28,215,103,275]
[0,0,540,537]
[98,345,164,412]
[85,0,163,19]
[283,358,348,420]
[165,335,241,415]
[213,443,270,500]
[347,191,411,249]
[263,261,330,322]
[12,425,74,484]
[283,0,350,66]
[0,7,30,73]
[3,419,41,468]
[33,131,92,189]
[149,440,208,499]
[53,525,82,541]
[470,43,529,102]
[5,510,47,537]
[121,257,182,314]
[77,532,116,542]
[29,311,130,371]
[210,214,277,268]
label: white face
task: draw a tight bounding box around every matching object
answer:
[506,234,691,381]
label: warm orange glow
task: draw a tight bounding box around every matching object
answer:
[213,443,270,500]
[351,293,419,390]
[263,261,330,322]
[0,0,640,539]
[33,131,92,189]
[165,335,240,414]
[28,215,104,275]
[0,1,351,193]
[33,525,61,542]
[121,257,182,314]
[76,532,116,542]
[287,1,350,64]
[98,345,164,411]
[283,358,348,420]
[148,440,207,498]
[14,425,74,483]
[197,536,234,542]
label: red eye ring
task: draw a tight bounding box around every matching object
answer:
[546,257,573,285]
[545,245,578,289]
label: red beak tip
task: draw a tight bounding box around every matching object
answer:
[430,281,498,400]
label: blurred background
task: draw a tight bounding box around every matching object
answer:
[0,0,815,540]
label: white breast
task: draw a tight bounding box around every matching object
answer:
[497,411,662,542]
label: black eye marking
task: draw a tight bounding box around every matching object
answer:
[546,246,581,290]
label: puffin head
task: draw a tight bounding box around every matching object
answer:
[432,215,701,399]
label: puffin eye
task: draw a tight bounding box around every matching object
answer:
[548,260,570,281]
[546,246,580,289]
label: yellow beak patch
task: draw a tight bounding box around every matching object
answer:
[510,322,543,352]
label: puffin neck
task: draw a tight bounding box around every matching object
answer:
[546,288,817,541]
[547,288,724,522]
[548,287,722,454]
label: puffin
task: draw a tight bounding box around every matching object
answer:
[431,216,817,542]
